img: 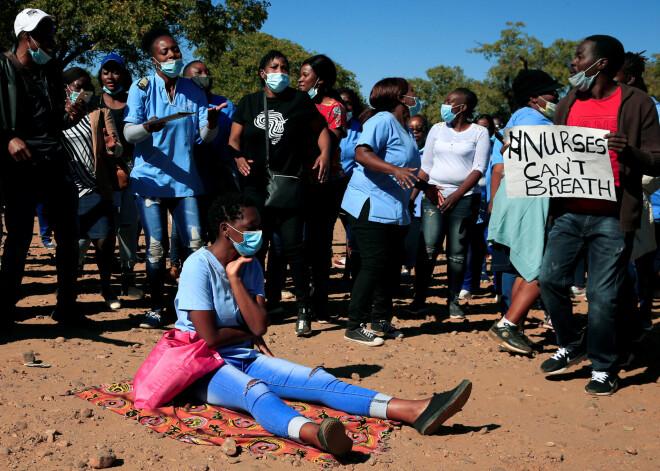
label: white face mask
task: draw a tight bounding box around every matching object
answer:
[569,58,602,92]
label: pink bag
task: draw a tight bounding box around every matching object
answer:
[133,329,225,409]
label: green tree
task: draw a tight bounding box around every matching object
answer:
[408,65,477,124]
[207,31,362,104]
[4,0,268,72]
[470,22,580,113]
[644,53,660,98]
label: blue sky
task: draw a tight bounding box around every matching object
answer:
[259,0,660,96]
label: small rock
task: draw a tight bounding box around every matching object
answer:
[0,447,10,456]
[546,442,555,447]
[74,461,86,469]
[220,437,238,456]
[43,429,59,443]
[89,452,116,469]
[21,351,36,363]
[623,426,635,431]
[54,337,66,343]
[546,452,563,461]
[351,373,361,381]
[633,404,645,411]
[57,440,71,448]
[460,456,476,464]
[477,427,488,435]
[155,433,166,439]
[625,446,637,455]
[71,380,86,390]
[586,402,598,409]
[366,456,378,466]
[80,408,94,418]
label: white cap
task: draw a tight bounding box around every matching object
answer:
[14,8,55,37]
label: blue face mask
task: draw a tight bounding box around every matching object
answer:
[103,85,124,95]
[227,224,263,257]
[308,78,320,99]
[569,58,602,92]
[264,72,290,93]
[441,103,462,123]
[28,37,51,65]
[403,95,422,117]
[67,85,80,103]
[155,58,184,78]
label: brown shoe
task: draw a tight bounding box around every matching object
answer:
[317,418,352,457]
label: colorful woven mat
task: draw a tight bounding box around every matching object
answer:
[75,381,399,466]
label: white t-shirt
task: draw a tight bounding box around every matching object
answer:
[421,122,491,198]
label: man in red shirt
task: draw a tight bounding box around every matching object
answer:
[538,35,660,395]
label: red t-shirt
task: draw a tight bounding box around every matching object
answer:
[563,87,621,214]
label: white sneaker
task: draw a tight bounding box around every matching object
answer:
[459,289,472,300]
[570,286,587,297]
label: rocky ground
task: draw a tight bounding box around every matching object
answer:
[0,224,658,470]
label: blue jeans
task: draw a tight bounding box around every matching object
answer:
[192,354,391,440]
[539,213,633,373]
[135,196,204,310]
[36,203,53,245]
[415,194,479,302]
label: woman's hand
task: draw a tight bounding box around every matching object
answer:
[234,157,253,176]
[65,100,86,122]
[143,117,166,134]
[206,102,228,129]
[226,256,253,279]
[313,154,329,183]
[424,185,444,207]
[392,167,419,189]
[440,191,463,213]
[253,336,274,357]
[103,128,118,152]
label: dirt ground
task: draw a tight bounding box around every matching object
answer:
[0,222,659,471]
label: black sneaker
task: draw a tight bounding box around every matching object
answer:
[371,320,404,339]
[405,300,426,316]
[540,347,587,375]
[448,295,466,319]
[295,308,312,337]
[344,324,384,346]
[585,371,618,396]
[316,311,338,324]
[488,321,531,354]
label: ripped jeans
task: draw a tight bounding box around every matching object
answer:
[414,193,479,302]
[135,195,204,310]
[192,354,392,440]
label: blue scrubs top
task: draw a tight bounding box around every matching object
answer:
[124,74,209,197]
[341,111,420,225]
[175,248,265,359]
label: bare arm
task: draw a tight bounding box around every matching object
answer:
[489,163,504,214]
[189,311,257,350]
[229,122,253,177]
[225,257,268,337]
[313,127,331,182]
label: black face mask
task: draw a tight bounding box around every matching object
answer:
[191,75,213,92]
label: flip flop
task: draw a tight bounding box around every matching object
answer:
[413,380,472,435]
[317,418,352,457]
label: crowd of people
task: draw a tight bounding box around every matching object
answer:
[2,11,660,450]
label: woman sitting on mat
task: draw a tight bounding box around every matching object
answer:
[173,192,472,457]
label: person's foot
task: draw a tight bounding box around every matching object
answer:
[51,305,94,328]
[344,324,384,346]
[458,289,472,300]
[317,418,353,457]
[541,315,554,330]
[316,311,339,324]
[585,371,618,396]
[413,380,472,435]
[401,267,411,277]
[43,240,56,250]
[570,286,587,298]
[371,319,403,339]
[448,295,466,319]
[121,272,144,299]
[139,310,163,329]
[405,300,426,316]
[333,258,346,268]
[102,286,121,310]
[295,308,312,337]
[488,321,531,355]
[540,346,587,375]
